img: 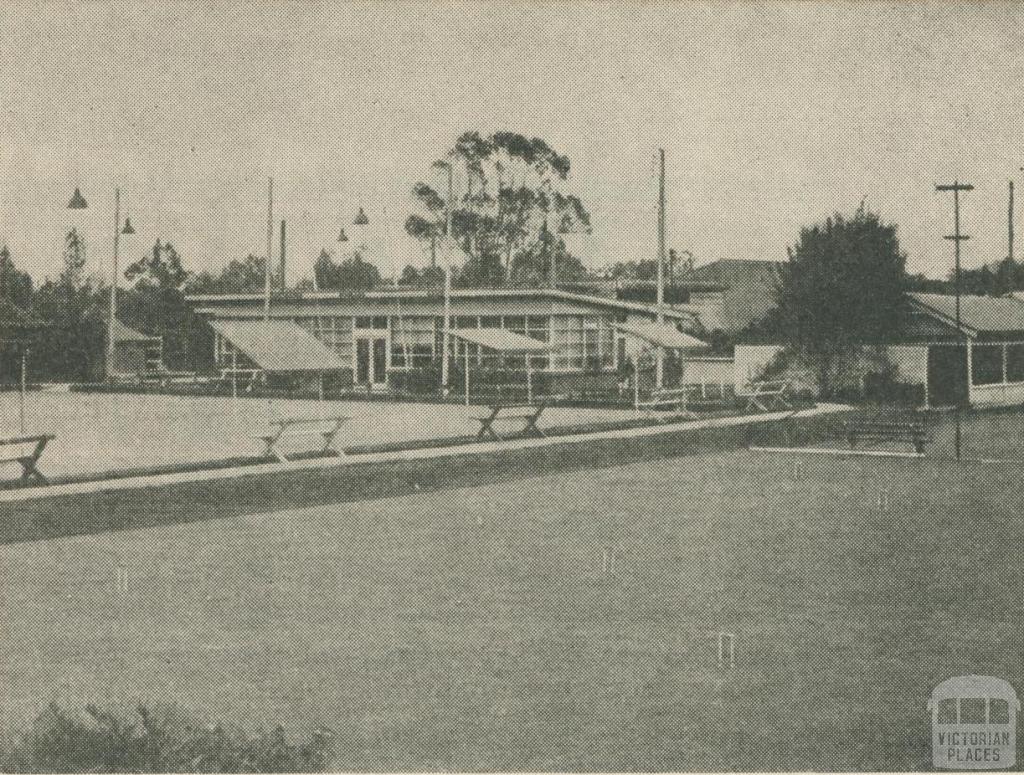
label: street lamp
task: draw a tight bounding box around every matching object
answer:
[67,186,138,381]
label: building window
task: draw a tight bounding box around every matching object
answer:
[391,316,435,368]
[354,316,387,330]
[972,344,1004,385]
[1007,343,1024,383]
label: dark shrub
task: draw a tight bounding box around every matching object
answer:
[0,702,333,773]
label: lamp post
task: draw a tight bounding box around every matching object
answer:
[432,159,455,396]
[67,185,137,381]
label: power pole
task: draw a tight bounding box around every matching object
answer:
[264,177,274,323]
[1009,180,1015,262]
[107,187,121,381]
[935,180,974,461]
[656,148,666,389]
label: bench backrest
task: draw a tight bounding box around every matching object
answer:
[270,415,349,427]
[0,435,53,463]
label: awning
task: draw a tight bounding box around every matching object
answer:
[210,320,348,372]
[446,328,552,353]
[615,321,708,349]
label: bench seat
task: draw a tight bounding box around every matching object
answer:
[843,420,931,454]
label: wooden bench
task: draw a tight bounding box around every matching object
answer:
[842,419,931,454]
[637,387,698,420]
[256,415,350,463]
[0,434,55,484]
[740,380,791,412]
[473,401,550,442]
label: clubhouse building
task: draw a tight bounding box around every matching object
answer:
[186,287,708,393]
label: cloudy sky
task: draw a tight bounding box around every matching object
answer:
[1,1,1022,285]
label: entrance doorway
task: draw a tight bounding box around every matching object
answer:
[927,344,969,407]
[356,336,388,388]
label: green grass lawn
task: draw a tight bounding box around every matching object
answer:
[1,446,1022,770]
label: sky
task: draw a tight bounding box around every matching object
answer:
[1,1,1023,286]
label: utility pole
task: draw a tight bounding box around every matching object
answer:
[107,187,121,381]
[656,149,666,389]
[1009,180,1015,262]
[264,177,274,323]
[935,180,974,461]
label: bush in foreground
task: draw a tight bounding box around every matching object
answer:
[0,703,333,773]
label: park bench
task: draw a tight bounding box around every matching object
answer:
[0,434,55,484]
[637,386,698,420]
[473,400,552,442]
[256,415,350,463]
[842,419,931,454]
[740,380,791,413]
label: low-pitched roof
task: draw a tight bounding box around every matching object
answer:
[210,320,348,372]
[186,287,701,323]
[112,318,160,343]
[614,321,708,349]
[446,328,552,352]
[908,292,1024,335]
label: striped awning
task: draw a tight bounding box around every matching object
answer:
[615,321,708,349]
[446,328,552,353]
[210,320,348,372]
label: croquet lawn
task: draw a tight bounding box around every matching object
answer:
[1,448,1021,770]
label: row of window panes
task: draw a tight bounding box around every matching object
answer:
[936,697,1011,725]
[354,316,389,329]
[971,343,1024,385]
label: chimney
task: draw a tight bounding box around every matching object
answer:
[279,219,287,289]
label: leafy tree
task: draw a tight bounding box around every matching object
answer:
[187,254,266,294]
[119,240,210,371]
[398,264,446,288]
[404,182,446,268]
[61,228,87,289]
[406,131,591,286]
[313,249,381,292]
[124,238,189,289]
[0,245,34,308]
[776,204,907,396]
[508,225,588,286]
[601,259,658,281]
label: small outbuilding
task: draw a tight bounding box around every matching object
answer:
[111,319,164,377]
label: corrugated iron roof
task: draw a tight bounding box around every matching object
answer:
[210,320,348,372]
[908,293,1024,334]
[446,328,551,352]
[614,321,708,349]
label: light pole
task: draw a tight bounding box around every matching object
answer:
[432,159,455,396]
[68,185,137,381]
